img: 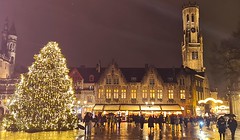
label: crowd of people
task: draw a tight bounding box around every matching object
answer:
[80,112,238,139]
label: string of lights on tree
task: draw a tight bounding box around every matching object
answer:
[3,42,76,132]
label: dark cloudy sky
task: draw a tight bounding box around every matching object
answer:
[1,0,240,68]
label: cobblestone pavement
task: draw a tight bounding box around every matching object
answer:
[76,122,240,140]
[1,122,240,140]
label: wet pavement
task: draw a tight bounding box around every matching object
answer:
[1,122,240,140]
[77,122,240,140]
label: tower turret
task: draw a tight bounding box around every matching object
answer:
[1,18,9,54]
[7,23,17,76]
[181,2,205,72]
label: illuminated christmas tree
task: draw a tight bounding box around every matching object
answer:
[4,42,76,132]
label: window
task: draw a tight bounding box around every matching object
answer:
[89,85,94,90]
[168,90,174,99]
[149,79,155,86]
[180,90,186,99]
[87,96,93,103]
[192,52,198,60]
[121,89,126,99]
[0,60,2,67]
[89,75,94,82]
[106,89,111,99]
[150,89,155,99]
[179,78,185,86]
[131,77,137,82]
[131,89,137,99]
[187,14,189,22]
[98,89,103,98]
[157,90,163,99]
[114,89,119,99]
[142,89,147,98]
[106,77,111,84]
[113,78,119,84]
[191,14,194,22]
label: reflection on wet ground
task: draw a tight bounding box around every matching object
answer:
[1,122,240,140]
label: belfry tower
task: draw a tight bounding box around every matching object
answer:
[181,3,205,72]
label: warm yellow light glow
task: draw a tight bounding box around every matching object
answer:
[198,98,223,104]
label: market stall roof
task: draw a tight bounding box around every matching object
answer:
[140,105,161,111]
[160,104,182,111]
[120,105,140,111]
[92,104,183,112]
[93,105,104,111]
[104,105,120,111]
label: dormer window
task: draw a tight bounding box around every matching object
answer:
[131,77,137,82]
[167,77,173,81]
[149,79,155,86]
[106,76,111,84]
[113,77,119,84]
[89,75,94,82]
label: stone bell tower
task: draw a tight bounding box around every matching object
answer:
[181,3,205,72]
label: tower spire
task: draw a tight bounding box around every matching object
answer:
[181,4,205,72]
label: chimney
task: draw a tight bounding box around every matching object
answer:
[96,60,101,73]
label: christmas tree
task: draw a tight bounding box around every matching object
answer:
[4,42,76,132]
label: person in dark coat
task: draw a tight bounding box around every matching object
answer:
[148,115,154,133]
[157,113,164,130]
[228,116,238,140]
[83,112,92,135]
[170,113,176,131]
[217,116,227,140]
[139,115,145,130]
[184,117,189,128]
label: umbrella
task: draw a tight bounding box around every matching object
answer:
[224,114,236,117]
[108,112,115,116]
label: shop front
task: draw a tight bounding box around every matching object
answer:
[92,104,184,121]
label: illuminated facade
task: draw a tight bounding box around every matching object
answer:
[70,62,210,116]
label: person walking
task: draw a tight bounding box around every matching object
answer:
[228,116,238,140]
[148,115,154,133]
[217,116,227,140]
[170,113,176,131]
[157,113,164,131]
[140,115,145,130]
[83,112,92,135]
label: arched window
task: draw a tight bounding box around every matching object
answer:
[191,14,194,22]
[187,14,189,22]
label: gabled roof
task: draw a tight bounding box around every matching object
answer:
[120,68,146,82]
[77,67,105,83]
[156,68,180,83]
[70,66,205,84]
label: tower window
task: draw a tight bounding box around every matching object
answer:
[191,14,194,22]
[187,14,189,22]
[192,52,198,60]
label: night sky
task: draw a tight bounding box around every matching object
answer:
[1,0,240,68]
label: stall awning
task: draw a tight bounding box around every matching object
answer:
[141,105,161,111]
[104,105,120,111]
[93,105,104,111]
[92,104,183,112]
[160,104,182,111]
[120,105,140,111]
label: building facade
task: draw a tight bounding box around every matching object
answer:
[0,19,18,118]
